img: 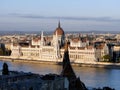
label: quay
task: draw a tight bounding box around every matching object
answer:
[0,56,120,69]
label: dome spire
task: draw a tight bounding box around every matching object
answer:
[58,20,61,28]
[53,21,64,35]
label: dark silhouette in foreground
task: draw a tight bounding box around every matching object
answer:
[61,42,87,90]
[2,62,9,75]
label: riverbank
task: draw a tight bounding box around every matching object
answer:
[0,56,120,69]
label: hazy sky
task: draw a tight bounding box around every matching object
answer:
[0,0,120,32]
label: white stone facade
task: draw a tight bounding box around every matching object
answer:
[10,23,110,63]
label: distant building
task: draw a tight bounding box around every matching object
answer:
[113,45,120,62]
[10,22,110,63]
[95,42,109,62]
[70,37,89,47]
[0,43,6,55]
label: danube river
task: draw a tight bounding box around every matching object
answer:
[0,61,120,90]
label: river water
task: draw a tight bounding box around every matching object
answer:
[0,61,120,90]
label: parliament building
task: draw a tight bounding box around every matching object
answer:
[10,22,109,63]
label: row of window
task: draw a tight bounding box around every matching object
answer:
[21,49,39,52]
[42,49,54,52]
[22,52,39,56]
[69,54,94,59]
[69,51,95,55]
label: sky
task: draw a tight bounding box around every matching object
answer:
[0,0,120,32]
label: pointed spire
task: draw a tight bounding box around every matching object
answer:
[58,20,61,28]
[61,41,87,90]
[41,31,43,41]
[41,31,44,46]
[61,41,76,81]
[41,31,43,37]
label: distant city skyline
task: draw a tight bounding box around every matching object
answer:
[0,0,120,31]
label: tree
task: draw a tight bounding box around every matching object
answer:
[102,54,111,62]
[2,62,9,75]
[0,48,3,55]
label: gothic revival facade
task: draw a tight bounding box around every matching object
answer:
[10,22,109,63]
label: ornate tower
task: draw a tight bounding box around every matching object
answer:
[54,32,60,58]
[53,21,65,47]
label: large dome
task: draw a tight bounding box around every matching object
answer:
[53,22,64,35]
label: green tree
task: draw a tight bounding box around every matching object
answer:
[2,63,9,75]
[0,48,3,55]
[102,54,111,62]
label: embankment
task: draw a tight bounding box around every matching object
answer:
[0,56,120,69]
